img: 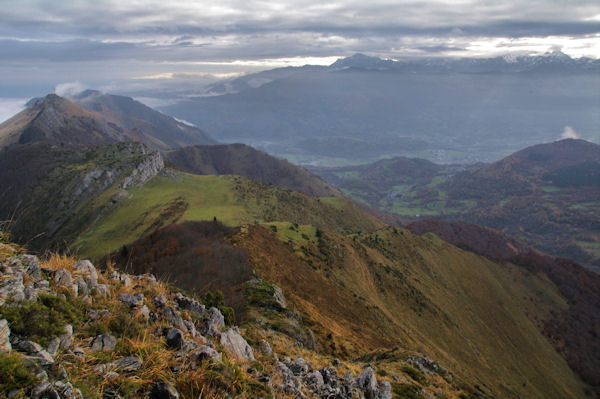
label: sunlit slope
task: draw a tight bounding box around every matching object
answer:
[74,172,384,259]
[234,225,586,399]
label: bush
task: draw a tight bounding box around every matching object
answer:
[0,352,40,392]
[401,365,427,385]
[0,293,84,345]
[392,383,423,399]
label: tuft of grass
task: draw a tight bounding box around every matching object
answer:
[402,364,427,385]
[392,382,424,399]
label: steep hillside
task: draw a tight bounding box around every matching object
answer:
[0,142,164,253]
[232,225,589,398]
[407,219,600,394]
[0,92,216,151]
[107,219,590,398]
[0,94,124,149]
[72,90,216,149]
[313,139,600,270]
[166,143,340,197]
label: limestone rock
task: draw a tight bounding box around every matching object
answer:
[118,292,143,307]
[91,333,117,352]
[219,327,254,362]
[54,268,73,287]
[150,381,180,399]
[165,328,184,350]
[357,367,378,399]
[193,345,222,362]
[12,339,54,366]
[74,260,98,286]
[202,307,224,337]
[0,274,25,305]
[0,319,11,352]
[174,292,205,315]
[22,255,42,280]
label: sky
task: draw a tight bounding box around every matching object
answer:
[1,0,599,119]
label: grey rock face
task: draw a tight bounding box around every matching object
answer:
[320,366,339,387]
[174,293,205,315]
[150,381,180,399]
[91,333,117,352]
[378,381,392,399]
[12,339,55,366]
[289,357,310,376]
[357,367,378,399]
[0,273,25,305]
[165,328,184,350]
[94,356,143,373]
[202,307,224,337]
[305,370,324,391]
[0,319,11,352]
[74,260,98,286]
[23,255,42,280]
[54,268,73,287]
[118,292,143,307]
[46,337,61,357]
[273,284,287,309]
[161,306,187,331]
[193,345,222,362]
[219,327,254,362]
[154,293,167,307]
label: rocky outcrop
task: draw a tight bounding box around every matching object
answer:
[219,327,255,362]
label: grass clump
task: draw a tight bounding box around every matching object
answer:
[0,293,84,345]
[392,383,423,399]
[0,352,40,392]
[402,364,427,385]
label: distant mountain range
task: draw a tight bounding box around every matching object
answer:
[0,91,215,151]
[161,52,600,165]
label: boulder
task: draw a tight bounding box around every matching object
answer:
[174,292,205,315]
[54,268,73,287]
[273,285,287,309]
[150,381,180,399]
[357,367,378,399]
[91,333,117,352]
[23,255,42,280]
[0,319,11,352]
[219,327,254,362]
[165,328,184,350]
[12,339,54,366]
[202,307,224,337]
[161,306,187,331]
[74,260,98,286]
[193,345,222,362]
[118,292,143,307]
[0,274,25,305]
[289,357,310,376]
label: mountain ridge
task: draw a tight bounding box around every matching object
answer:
[0,92,215,151]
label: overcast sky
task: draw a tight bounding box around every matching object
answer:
[1,0,599,115]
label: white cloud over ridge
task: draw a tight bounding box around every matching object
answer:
[55,82,87,98]
[560,125,581,140]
